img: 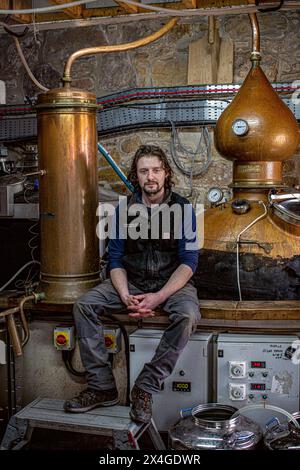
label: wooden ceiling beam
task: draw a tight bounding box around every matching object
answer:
[182,0,197,8]
[0,1,257,26]
[8,0,32,24]
[0,0,9,8]
[115,0,140,14]
[50,0,83,19]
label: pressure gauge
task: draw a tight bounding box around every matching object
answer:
[207,187,224,204]
[232,119,249,136]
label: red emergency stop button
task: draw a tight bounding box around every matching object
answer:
[105,336,114,348]
[56,334,67,345]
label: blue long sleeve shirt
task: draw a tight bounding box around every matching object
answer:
[108,192,199,274]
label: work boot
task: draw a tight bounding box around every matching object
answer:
[64,387,119,413]
[130,384,153,424]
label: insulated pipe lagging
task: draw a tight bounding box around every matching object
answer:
[63,18,178,85]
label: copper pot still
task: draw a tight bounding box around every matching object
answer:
[36,88,100,303]
[214,14,299,164]
[194,13,300,302]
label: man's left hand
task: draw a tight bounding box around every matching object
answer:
[127,292,163,318]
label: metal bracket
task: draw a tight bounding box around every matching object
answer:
[113,429,136,450]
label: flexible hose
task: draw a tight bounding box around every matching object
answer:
[0,260,40,292]
[13,36,48,92]
[98,143,135,193]
[0,21,48,92]
[62,350,86,377]
[102,312,131,406]
[232,404,300,429]
[236,201,267,301]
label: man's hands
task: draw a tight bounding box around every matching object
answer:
[120,293,140,307]
[124,292,164,318]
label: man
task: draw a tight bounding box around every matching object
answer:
[64,145,200,424]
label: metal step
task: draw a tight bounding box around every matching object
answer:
[0,397,165,450]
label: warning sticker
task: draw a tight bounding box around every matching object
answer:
[271,372,293,395]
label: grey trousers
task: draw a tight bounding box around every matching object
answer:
[73,278,200,394]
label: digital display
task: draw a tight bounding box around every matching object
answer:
[250,383,266,391]
[172,382,191,392]
[251,361,266,368]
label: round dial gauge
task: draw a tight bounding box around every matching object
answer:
[207,187,223,204]
[232,119,249,136]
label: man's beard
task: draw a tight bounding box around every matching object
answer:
[142,182,163,195]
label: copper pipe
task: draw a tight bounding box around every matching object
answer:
[0,293,44,355]
[6,315,23,357]
[19,295,36,347]
[0,307,23,357]
[63,18,178,85]
[249,13,260,59]
[0,307,20,318]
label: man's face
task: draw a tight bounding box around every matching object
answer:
[136,156,167,196]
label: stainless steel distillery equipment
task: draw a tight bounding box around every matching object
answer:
[168,403,262,450]
[264,412,300,450]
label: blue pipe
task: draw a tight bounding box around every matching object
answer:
[97,143,135,193]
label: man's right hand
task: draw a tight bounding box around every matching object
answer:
[121,293,155,317]
[121,293,140,307]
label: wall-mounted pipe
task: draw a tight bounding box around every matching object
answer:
[1,307,22,357]
[98,143,135,193]
[0,292,45,356]
[62,18,178,85]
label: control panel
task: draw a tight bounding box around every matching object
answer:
[130,329,213,432]
[217,334,300,414]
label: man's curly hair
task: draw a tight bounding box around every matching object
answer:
[127,145,174,191]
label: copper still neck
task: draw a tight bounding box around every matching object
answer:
[231,161,283,189]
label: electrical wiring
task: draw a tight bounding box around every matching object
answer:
[169,122,212,196]
[0,20,48,92]
[13,177,40,293]
[0,260,40,292]
[13,34,48,92]
[170,120,212,174]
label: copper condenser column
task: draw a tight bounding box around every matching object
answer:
[36,88,99,303]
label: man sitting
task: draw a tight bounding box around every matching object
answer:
[64,145,200,423]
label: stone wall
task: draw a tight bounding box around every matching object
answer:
[0,11,299,203]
